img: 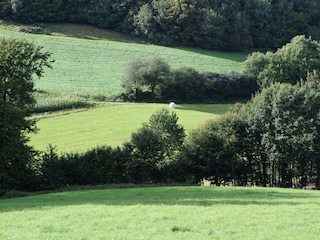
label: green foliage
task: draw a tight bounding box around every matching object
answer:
[2,0,320,50]
[0,37,53,193]
[180,104,247,185]
[245,73,320,188]
[143,56,171,96]
[243,51,271,77]
[121,58,146,100]
[244,35,320,88]
[121,56,171,100]
[162,66,202,101]
[148,108,185,155]
[175,73,320,188]
[128,108,185,183]
[122,57,258,102]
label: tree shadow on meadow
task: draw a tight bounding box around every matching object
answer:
[175,103,233,115]
[1,186,319,213]
[43,23,145,44]
[176,47,247,63]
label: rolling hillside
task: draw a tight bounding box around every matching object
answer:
[0,22,244,153]
[30,103,231,153]
[0,23,246,96]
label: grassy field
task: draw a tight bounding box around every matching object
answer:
[0,22,246,96]
[1,186,319,239]
[30,103,231,153]
[1,22,243,152]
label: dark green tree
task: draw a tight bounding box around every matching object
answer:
[128,108,185,183]
[128,125,162,183]
[161,66,202,101]
[0,38,53,193]
[245,74,320,188]
[182,115,236,185]
[142,56,171,98]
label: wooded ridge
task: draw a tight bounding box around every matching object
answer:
[1,0,319,50]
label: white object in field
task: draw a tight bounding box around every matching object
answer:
[169,102,176,108]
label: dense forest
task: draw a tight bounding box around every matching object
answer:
[1,0,320,50]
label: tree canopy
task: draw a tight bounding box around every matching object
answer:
[0,37,53,193]
[121,56,258,102]
[1,0,320,50]
[243,35,320,88]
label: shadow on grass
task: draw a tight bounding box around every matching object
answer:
[44,23,145,44]
[1,186,319,212]
[175,103,234,115]
[176,47,247,63]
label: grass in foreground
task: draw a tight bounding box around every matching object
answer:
[1,186,319,240]
[30,103,231,153]
[0,22,246,95]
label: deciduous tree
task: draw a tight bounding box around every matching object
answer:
[244,35,320,88]
[0,38,53,193]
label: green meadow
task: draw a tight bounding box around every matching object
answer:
[0,23,246,96]
[0,22,246,153]
[30,103,231,153]
[1,186,320,240]
[1,21,318,240]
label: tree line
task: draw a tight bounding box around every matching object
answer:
[13,74,320,192]
[120,56,257,102]
[1,0,320,50]
[2,35,320,196]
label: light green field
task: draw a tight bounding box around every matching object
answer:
[0,23,246,95]
[30,103,231,153]
[1,186,319,240]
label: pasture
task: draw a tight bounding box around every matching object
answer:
[0,22,246,96]
[0,22,244,154]
[30,103,231,153]
[1,186,319,239]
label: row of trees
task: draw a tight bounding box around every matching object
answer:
[20,74,320,191]
[1,0,320,50]
[121,56,258,102]
[243,35,320,88]
[36,74,320,190]
[187,74,320,188]
[39,109,185,190]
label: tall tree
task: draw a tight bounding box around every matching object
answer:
[245,74,320,188]
[121,58,146,100]
[142,56,171,97]
[0,38,53,194]
[128,108,185,183]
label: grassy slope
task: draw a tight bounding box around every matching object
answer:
[1,186,320,239]
[0,22,243,152]
[0,23,246,95]
[30,103,231,153]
